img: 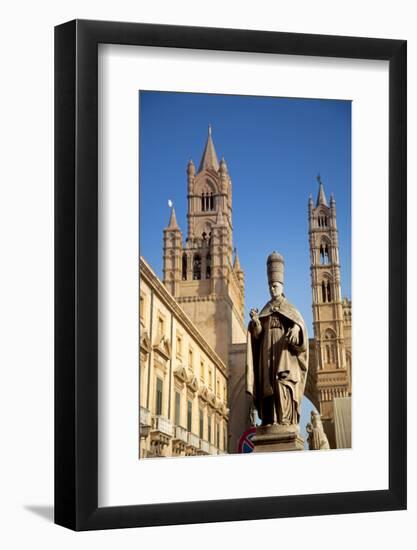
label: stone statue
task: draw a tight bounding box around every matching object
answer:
[246,252,309,428]
[306,410,330,450]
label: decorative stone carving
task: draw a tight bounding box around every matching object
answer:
[140,330,151,355]
[306,410,330,450]
[174,364,188,384]
[198,383,209,402]
[172,425,188,455]
[246,253,309,427]
[153,334,171,361]
[150,415,173,457]
[186,373,199,393]
[246,252,309,452]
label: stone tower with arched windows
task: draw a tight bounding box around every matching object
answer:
[308,176,351,448]
[162,126,246,364]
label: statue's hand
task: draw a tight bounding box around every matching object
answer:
[286,324,300,346]
[249,308,260,322]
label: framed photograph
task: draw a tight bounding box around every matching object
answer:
[55,20,406,530]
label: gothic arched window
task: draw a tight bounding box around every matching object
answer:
[201,182,215,212]
[206,253,211,279]
[323,329,337,367]
[193,254,201,280]
[317,213,329,228]
[326,280,332,302]
[320,242,330,265]
[182,252,187,281]
[322,281,327,302]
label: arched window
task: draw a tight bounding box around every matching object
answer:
[206,253,211,279]
[200,182,215,212]
[193,254,201,280]
[326,280,332,302]
[321,277,332,302]
[323,329,337,367]
[320,242,330,264]
[182,253,187,281]
[317,213,328,228]
[322,281,327,302]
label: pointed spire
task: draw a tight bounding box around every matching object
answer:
[316,174,328,207]
[233,251,242,272]
[219,156,228,175]
[167,206,179,229]
[187,158,195,176]
[215,208,225,226]
[198,125,220,173]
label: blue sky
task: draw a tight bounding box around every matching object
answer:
[139,91,351,337]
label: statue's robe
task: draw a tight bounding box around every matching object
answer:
[307,423,330,450]
[246,297,308,424]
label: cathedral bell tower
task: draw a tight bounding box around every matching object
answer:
[162,126,246,363]
[308,176,350,447]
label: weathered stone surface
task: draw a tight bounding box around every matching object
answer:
[246,253,309,428]
[252,424,304,452]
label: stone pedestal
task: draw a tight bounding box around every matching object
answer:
[252,424,304,452]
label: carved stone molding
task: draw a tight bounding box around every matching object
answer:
[198,383,209,403]
[174,364,188,384]
[153,334,171,361]
[140,330,151,355]
[186,373,199,393]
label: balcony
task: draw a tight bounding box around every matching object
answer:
[186,432,200,456]
[140,406,151,427]
[174,425,188,443]
[152,415,173,437]
[198,439,210,455]
[172,425,188,455]
[209,444,218,456]
[139,406,151,440]
[150,415,173,456]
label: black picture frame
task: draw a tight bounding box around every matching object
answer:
[55,19,407,531]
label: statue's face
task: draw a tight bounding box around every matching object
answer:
[269,281,283,299]
[312,414,321,428]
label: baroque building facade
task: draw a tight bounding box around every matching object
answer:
[139,257,229,458]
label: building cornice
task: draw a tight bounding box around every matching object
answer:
[140,256,228,378]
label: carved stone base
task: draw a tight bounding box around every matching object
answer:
[252,424,304,452]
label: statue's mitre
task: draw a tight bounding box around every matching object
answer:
[267,251,284,284]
